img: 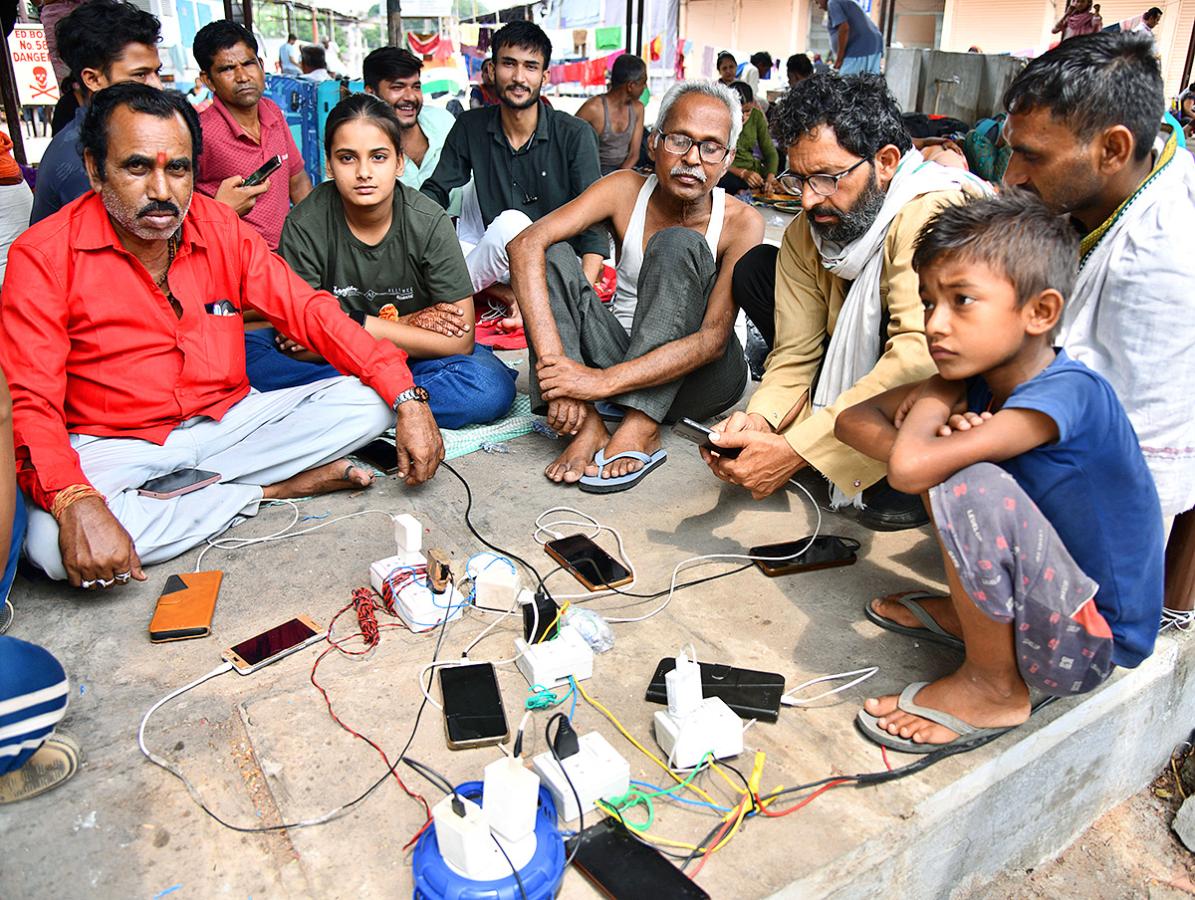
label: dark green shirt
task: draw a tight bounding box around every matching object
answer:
[278,180,473,317]
[420,102,607,259]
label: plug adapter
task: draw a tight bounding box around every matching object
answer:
[393,513,422,555]
[653,696,744,769]
[531,731,630,822]
[432,793,537,881]
[483,756,539,842]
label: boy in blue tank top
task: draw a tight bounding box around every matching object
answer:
[835,191,1163,753]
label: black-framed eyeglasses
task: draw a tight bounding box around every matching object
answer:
[657,131,731,164]
[777,157,869,197]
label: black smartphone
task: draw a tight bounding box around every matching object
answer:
[137,468,221,499]
[671,417,742,459]
[573,817,710,900]
[439,662,509,750]
[242,154,282,187]
[645,658,785,722]
[544,534,632,591]
[749,535,861,578]
[352,437,398,475]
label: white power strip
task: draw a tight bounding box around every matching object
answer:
[531,731,630,822]
[514,624,594,688]
[653,697,744,769]
[370,552,465,633]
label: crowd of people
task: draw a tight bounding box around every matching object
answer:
[0,6,1190,818]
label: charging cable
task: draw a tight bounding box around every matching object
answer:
[780,667,879,707]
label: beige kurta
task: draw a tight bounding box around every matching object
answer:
[747,189,972,495]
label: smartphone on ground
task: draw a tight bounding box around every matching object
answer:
[221,615,325,675]
[544,534,633,591]
[749,535,861,577]
[439,662,509,750]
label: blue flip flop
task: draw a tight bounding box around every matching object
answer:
[578,448,667,494]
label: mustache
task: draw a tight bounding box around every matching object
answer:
[138,200,180,218]
[670,164,707,183]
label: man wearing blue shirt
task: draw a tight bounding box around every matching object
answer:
[816,0,884,74]
[279,33,302,76]
[363,46,461,216]
[30,0,162,225]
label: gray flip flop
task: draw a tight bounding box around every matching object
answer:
[855,681,1011,754]
[863,591,965,651]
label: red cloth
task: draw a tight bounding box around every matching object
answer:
[583,58,606,86]
[0,193,413,511]
[407,32,440,55]
[475,320,527,351]
[196,97,305,250]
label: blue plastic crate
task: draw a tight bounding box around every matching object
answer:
[264,74,364,186]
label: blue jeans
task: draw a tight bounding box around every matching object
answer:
[243,329,517,430]
[840,52,882,74]
[3,492,25,605]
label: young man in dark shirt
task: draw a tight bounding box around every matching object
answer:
[421,21,604,329]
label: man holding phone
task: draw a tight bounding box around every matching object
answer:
[193,21,312,250]
[0,84,443,590]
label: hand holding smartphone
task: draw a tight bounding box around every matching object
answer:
[242,154,282,187]
[672,418,742,459]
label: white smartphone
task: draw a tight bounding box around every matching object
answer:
[221,615,325,675]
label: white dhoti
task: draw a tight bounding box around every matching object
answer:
[24,376,394,579]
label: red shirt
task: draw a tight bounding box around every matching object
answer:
[196,96,305,249]
[0,192,413,512]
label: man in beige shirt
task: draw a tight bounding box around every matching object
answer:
[708,74,984,529]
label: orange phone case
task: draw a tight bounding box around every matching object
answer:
[148,571,223,642]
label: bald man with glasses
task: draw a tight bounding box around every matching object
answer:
[508,80,763,493]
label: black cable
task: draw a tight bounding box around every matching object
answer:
[401,756,456,796]
[565,555,754,602]
[546,712,585,870]
[441,460,550,596]
[491,834,529,900]
[714,761,757,812]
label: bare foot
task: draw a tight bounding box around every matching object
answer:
[588,412,661,480]
[485,283,522,331]
[545,414,608,484]
[870,591,962,638]
[863,665,1030,746]
[262,459,374,500]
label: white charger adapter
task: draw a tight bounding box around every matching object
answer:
[514,624,594,688]
[483,756,540,843]
[432,793,536,882]
[531,731,630,822]
[653,649,743,768]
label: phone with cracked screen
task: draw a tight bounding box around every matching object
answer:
[353,437,398,475]
[439,662,509,750]
[222,615,324,675]
[749,535,861,578]
[573,817,710,899]
[242,154,282,187]
[544,534,632,592]
[137,468,220,500]
[672,417,742,459]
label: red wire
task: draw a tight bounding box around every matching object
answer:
[881,745,893,772]
[310,589,432,845]
[688,796,745,880]
[754,778,851,818]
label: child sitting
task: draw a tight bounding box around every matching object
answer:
[835,191,1164,753]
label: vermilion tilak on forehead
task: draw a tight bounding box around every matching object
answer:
[157,150,167,166]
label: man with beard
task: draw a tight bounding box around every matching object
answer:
[719,74,984,527]
[0,84,443,588]
[421,20,604,329]
[193,20,312,250]
[509,81,760,491]
[363,46,461,213]
[1001,31,1195,625]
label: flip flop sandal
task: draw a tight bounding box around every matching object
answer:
[855,681,1013,755]
[864,590,965,652]
[578,448,667,494]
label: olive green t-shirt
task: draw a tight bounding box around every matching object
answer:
[278,179,473,317]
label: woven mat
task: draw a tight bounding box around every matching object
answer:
[385,393,538,461]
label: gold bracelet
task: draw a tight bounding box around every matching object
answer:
[50,484,105,521]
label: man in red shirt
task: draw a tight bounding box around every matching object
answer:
[193,21,312,249]
[0,84,443,590]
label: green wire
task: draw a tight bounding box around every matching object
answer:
[599,753,713,832]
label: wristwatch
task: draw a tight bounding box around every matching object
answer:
[393,385,430,411]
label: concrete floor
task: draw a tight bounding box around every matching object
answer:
[3,358,1192,900]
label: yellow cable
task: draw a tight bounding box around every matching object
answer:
[576,679,720,806]
[710,761,748,795]
[536,601,570,643]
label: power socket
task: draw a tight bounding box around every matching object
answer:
[475,563,521,610]
[531,731,630,822]
[370,553,464,633]
[653,696,744,769]
[514,624,594,688]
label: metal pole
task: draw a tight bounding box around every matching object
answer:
[242,0,253,32]
[388,0,402,47]
[0,31,26,166]
[883,0,896,49]
[223,0,234,21]
[635,0,644,57]
[625,0,633,54]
